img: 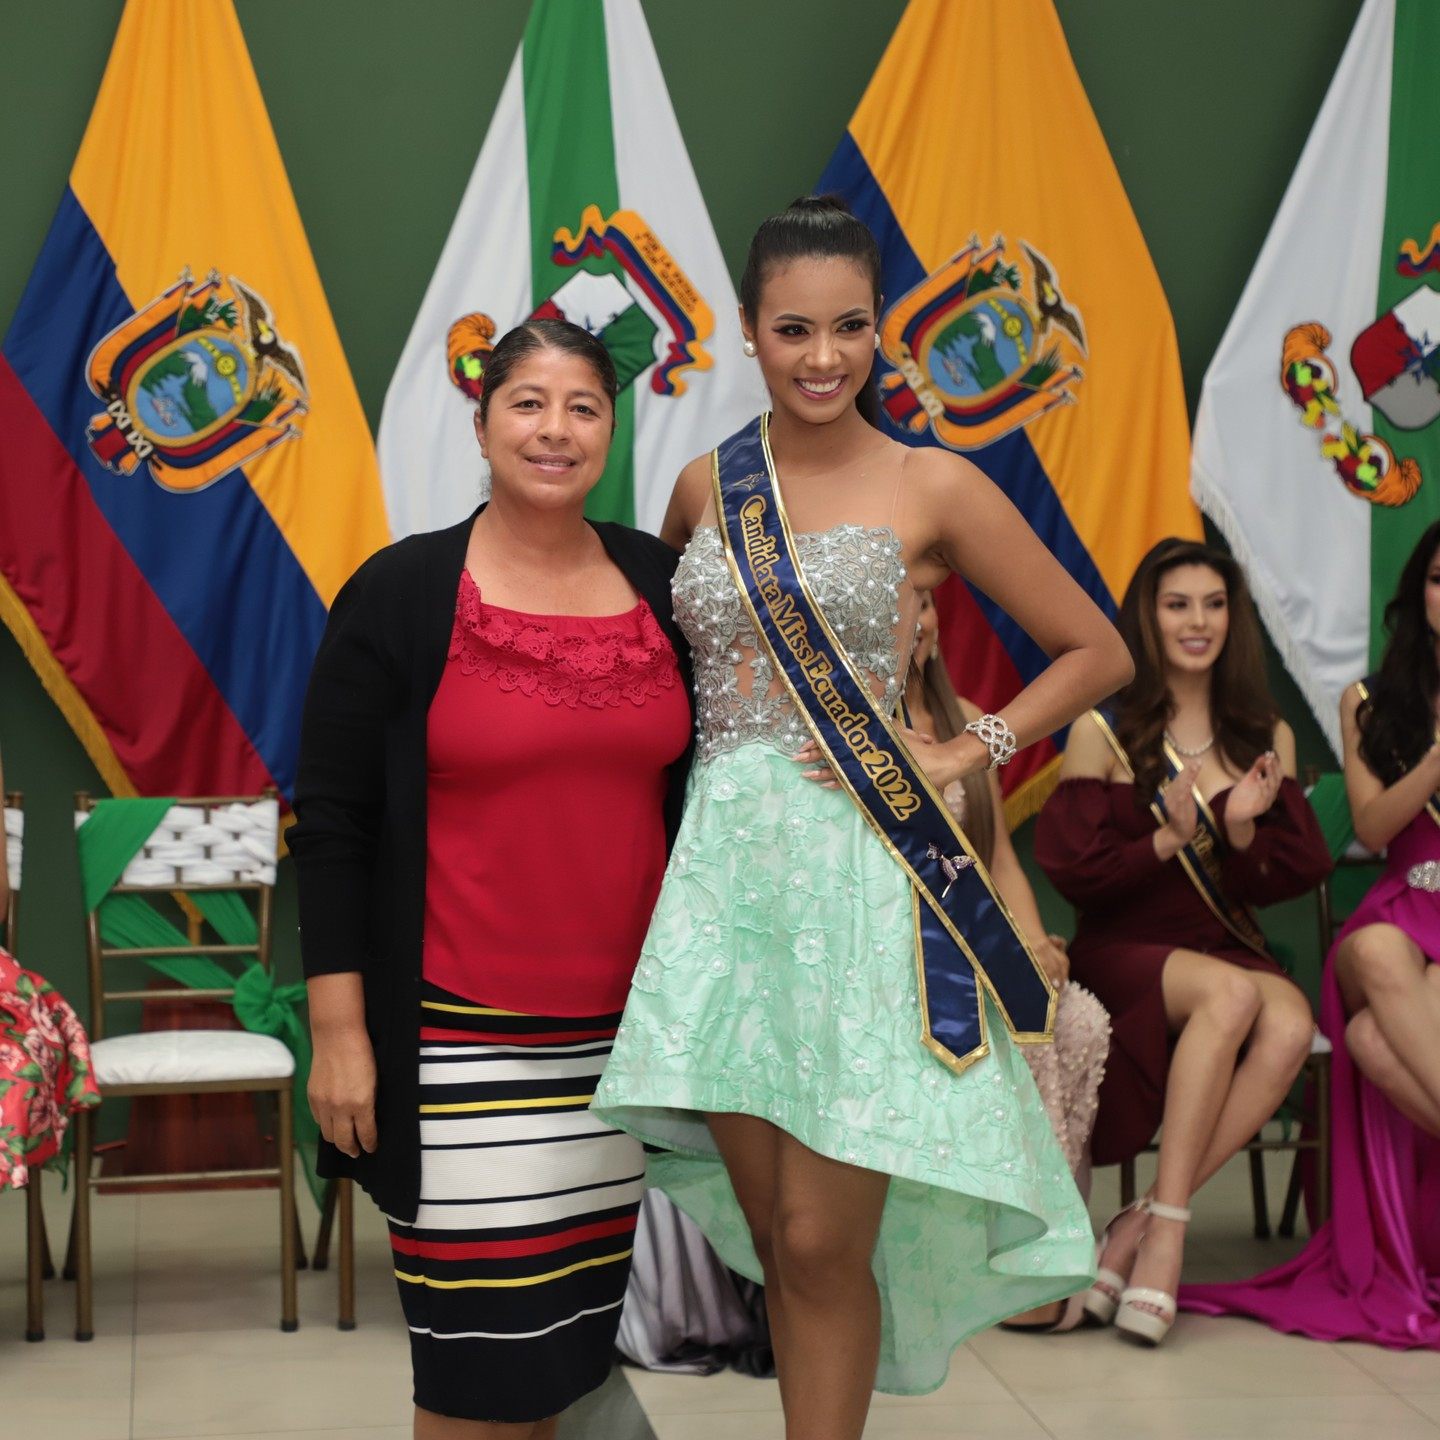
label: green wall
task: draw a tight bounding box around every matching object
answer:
[0,0,1362,1037]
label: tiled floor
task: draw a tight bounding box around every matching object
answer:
[3,1147,1439,1439]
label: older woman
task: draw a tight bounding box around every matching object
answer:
[290,319,693,1439]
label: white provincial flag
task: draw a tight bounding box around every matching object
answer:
[1191,0,1440,753]
[377,0,762,538]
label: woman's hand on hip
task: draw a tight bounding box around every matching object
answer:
[308,1025,378,1159]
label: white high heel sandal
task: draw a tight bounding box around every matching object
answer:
[1082,1199,1146,1326]
[1115,1200,1192,1346]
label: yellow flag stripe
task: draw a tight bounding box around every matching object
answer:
[846,0,1198,597]
[69,0,389,604]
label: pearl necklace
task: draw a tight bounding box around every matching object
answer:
[1165,729,1214,758]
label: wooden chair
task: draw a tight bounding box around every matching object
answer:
[312,1176,356,1329]
[69,791,299,1339]
[6,790,55,1342]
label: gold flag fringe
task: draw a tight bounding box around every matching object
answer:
[1003,751,1064,832]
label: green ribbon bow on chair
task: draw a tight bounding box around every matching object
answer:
[76,797,321,1203]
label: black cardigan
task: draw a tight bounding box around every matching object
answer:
[289,510,694,1220]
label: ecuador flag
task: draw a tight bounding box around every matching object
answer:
[819,0,1199,822]
[0,0,388,803]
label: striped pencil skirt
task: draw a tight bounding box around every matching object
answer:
[387,982,646,1423]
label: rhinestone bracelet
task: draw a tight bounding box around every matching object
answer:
[1408,860,1440,894]
[963,713,1017,770]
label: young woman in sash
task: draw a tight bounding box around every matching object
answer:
[906,592,1112,1332]
[1034,538,1331,1345]
[292,320,693,1437]
[592,197,1131,1435]
[1183,521,1440,1346]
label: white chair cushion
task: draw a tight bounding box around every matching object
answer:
[90,1030,294,1087]
[4,806,20,893]
[1310,1031,1334,1056]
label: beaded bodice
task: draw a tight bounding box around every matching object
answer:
[674,524,908,761]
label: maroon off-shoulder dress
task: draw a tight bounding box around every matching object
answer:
[1033,777,1332,1166]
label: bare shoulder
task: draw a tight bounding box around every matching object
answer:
[661,453,714,548]
[1060,708,1119,780]
[1339,680,1366,724]
[903,443,992,503]
[1271,718,1298,778]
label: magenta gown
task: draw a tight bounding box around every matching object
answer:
[1182,809,1440,1346]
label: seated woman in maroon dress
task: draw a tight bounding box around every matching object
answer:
[291,320,693,1439]
[1034,538,1331,1346]
[1183,520,1440,1346]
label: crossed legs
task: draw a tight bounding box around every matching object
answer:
[1101,950,1314,1311]
[1335,923,1440,1138]
[707,1112,890,1440]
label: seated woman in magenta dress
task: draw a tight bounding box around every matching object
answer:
[1183,520,1440,1347]
[1034,539,1332,1345]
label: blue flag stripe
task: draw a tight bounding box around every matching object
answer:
[2,188,326,796]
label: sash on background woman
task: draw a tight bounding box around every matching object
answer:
[1088,708,1268,957]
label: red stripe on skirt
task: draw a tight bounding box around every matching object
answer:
[389,1213,637,1261]
[419,1025,619,1045]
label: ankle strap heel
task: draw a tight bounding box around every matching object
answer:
[1144,1200,1192,1224]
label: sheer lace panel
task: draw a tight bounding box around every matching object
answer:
[674,525,909,761]
[449,570,678,709]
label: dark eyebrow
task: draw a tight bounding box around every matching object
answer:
[773,308,872,324]
[1159,588,1226,601]
[508,383,605,404]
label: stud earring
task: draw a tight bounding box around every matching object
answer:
[742,339,757,357]
[874,333,882,351]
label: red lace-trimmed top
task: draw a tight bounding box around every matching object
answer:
[423,570,690,1016]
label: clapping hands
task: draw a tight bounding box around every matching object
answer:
[1159,759,1202,847]
[1226,750,1282,826]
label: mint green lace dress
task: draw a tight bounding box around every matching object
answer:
[593,525,1095,1394]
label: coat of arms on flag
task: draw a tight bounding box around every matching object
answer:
[445,205,717,411]
[379,0,759,540]
[1193,0,1440,753]
[86,269,308,492]
[819,0,1196,821]
[0,0,387,806]
[879,236,1086,450]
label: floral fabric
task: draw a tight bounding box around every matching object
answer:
[593,745,1096,1395]
[0,945,100,1190]
[449,569,678,709]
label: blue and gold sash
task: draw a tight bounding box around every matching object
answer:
[1089,708,1268,957]
[712,414,1054,1075]
[1355,679,1440,832]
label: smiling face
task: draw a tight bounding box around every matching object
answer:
[472,346,613,509]
[1155,563,1230,677]
[742,256,878,426]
